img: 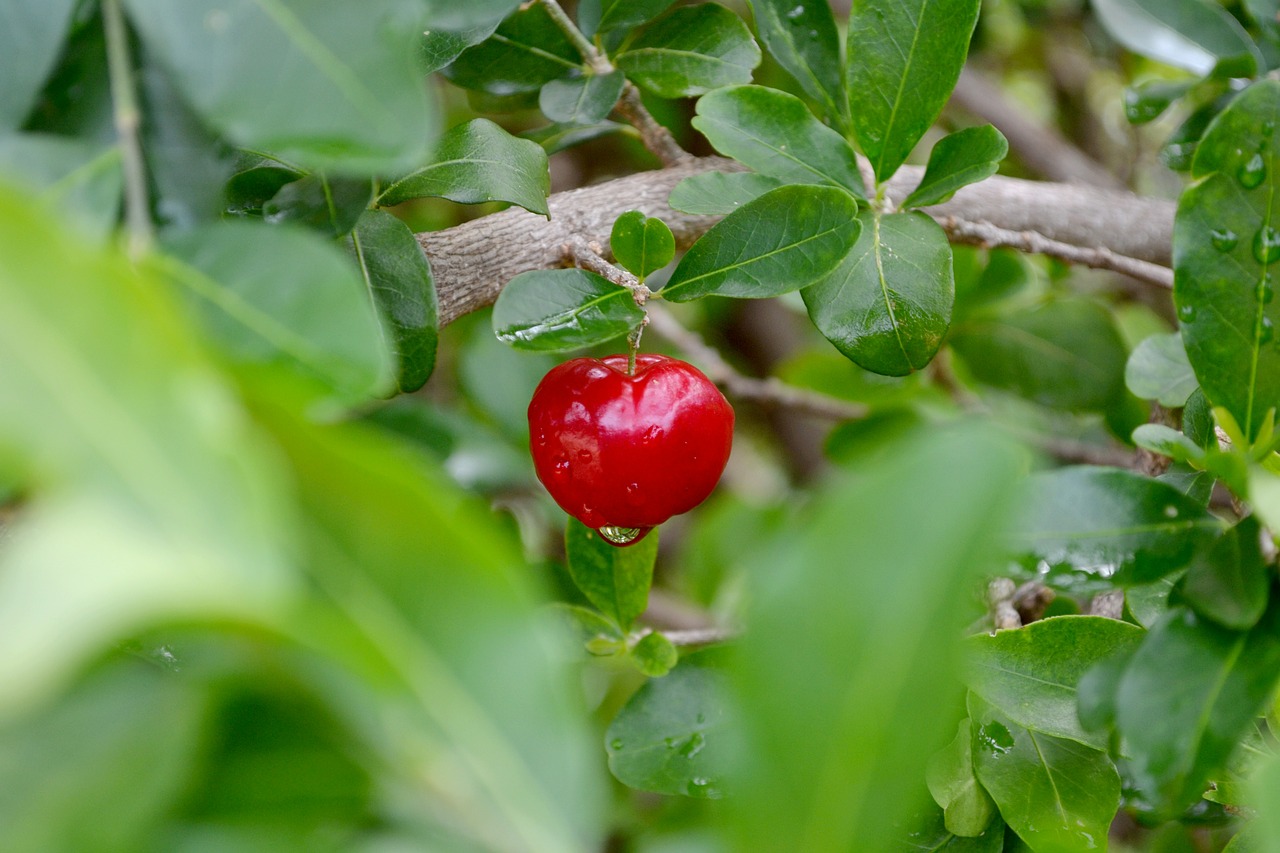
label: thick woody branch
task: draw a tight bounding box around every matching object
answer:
[419,157,1176,325]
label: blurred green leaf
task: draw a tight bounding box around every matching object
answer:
[1013,466,1221,585]
[551,603,625,650]
[926,719,998,837]
[443,3,578,96]
[1162,94,1233,172]
[1174,79,1280,441]
[1092,0,1262,76]
[224,154,306,217]
[1117,605,1280,816]
[160,221,394,403]
[668,170,782,215]
[1124,80,1195,125]
[493,268,645,351]
[746,0,844,130]
[564,518,658,631]
[1127,574,1181,628]
[630,631,679,677]
[804,211,953,376]
[1126,332,1198,407]
[1076,642,1141,735]
[964,616,1144,749]
[616,4,761,99]
[611,211,675,281]
[539,71,624,125]
[902,125,1008,209]
[951,299,1128,411]
[418,0,522,32]
[692,84,865,197]
[347,209,439,393]
[0,0,78,129]
[262,173,372,237]
[662,185,859,302]
[730,423,1022,852]
[380,118,550,215]
[522,120,628,154]
[897,803,1005,851]
[586,0,678,34]
[606,656,733,798]
[847,0,981,182]
[0,133,122,241]
[1132,423,1207,465]
[1181,515,1270,630]
[122,0,434,173]
[969,696,1120,853]
[1249,751,1280,853]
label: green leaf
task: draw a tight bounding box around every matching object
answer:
[1092,0,1262,77]
[899,803,1006,852]
[926,720,997,837]
[589,0,678,35]
[0,0,78,129]
[969,697,1120,853]
[493,268,645,352]
[745,0,844,129]
[379,119,550,216]
[1250,752,1280,853]
[1013,466,1222,586]
[661,185,859,302]
[729,423,1023,852]
[564,518,658,631]
[950,298,1128,411]
[539,71,624,125]
[121,0,434,173]
[667,170,783,215]
[0,133,122,242]
[1127,574,1181,628]
[419,0,522,32]
[159,221,394,403]
[847,0,981,183]
[902,125,1009,209]
[1117,605,1280,815]
[421,23,503,75]
[1181,515,1270,630]
[262,173,373,237]
[522,120,628,155]
[1131,423,1207,465]
[616,4,761,99]
[1124,79,1195,125]
[347,209,439,393]
[611,211,675,281]
[692,84,865,197]
[550,602,626,651]
[803,211,953,377]
[1076,642,1141,735]
[224,154,306,217]
[630,631,679,677]
[1174,79,1280,442]
[606,656,733,798]
[963,616,1144,749]
[443,3,580,96]
[1126,332,1199,407]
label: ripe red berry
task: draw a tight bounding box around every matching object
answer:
[528,354,734,545]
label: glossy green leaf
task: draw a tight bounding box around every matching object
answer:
[539,71,624,125]
[441,3,579,96]
[899,804,1005,852]
[121,0,434,173]
[421,23,502,75]
[803,211,953,376]
[1117,605,1280,815]
[950,299,1128,411]
[159,221,394,402]
[692,84,865,197]
[1174,79,1280,441]
[1181,515,1269,630]
[564,518,658,631]
[630,631,679,677]
[969,697,1120,853]
[616,4,761,99]
[493,268,645,352]
[263,173,372,237]
[1013,466,1222,586]
[1126,332,1198,407]
[926,719,997,837]
[0,0,78,129]
[611,211,676,281]
[964,616,1144,749]
[1127,574,1181,628]
[522,120,627,155]
[667,170,782,215]
[588,0,678,34]
[379,119,550,216]
[730,424,1022,852]
[1092,0,1262,76]
[902,125,1008,209]
[0,133,122,242]
[347,209,439,393]
[662,185,859,302]
[224,154,305,217]
[847,0,981,182]
[606,657,733,798]
[1132,423,1207,465]
[1124,80,1195,125]
[746,0,844,128]
[419,0,522,32]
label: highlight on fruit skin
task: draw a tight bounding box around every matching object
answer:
[527,354,734,546]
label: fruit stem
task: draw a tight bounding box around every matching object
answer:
[626,318,648,375]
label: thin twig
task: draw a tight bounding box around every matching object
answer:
[102,0,153,260]
[1030,435,1139,468]
[654,627,739,647]
[539,0,610,72]
[938,215,1174,289]
[614,82,692,167]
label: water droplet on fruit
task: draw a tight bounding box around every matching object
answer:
[610,738,624,750]
[587,366,609,380]
[679,731,707,758]
[576,449,592,463]
[1239,153,1267,189]
[1254,226,1280,265]
[642,425,663,444]
[1178,303,1196,323]
[597,526,643,545]
[1210,228,1238,252]
[553,456,570,476]
[535,431,548,448]
[625,483,642,504]
[1261,317,1275,345]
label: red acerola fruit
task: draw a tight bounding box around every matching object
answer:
[528,354,734,545]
